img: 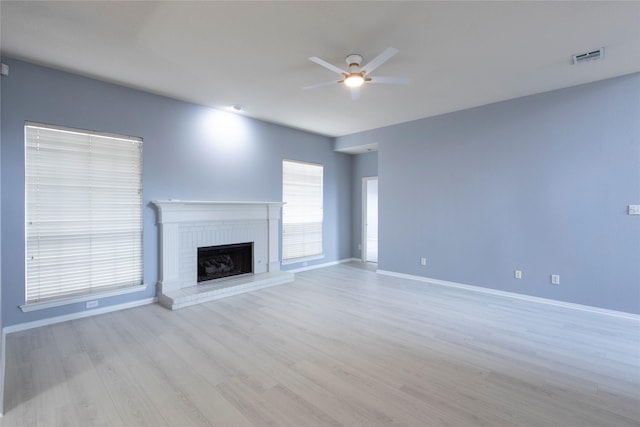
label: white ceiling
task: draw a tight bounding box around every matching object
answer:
[2,1,640,139]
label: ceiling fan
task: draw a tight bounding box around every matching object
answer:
[303,47,409,100]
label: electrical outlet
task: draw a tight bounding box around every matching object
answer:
[420,257,427,266]
[86,300,99,309]
[628,205,640,215]
[514,270,522,279]
[358,243,362,250]
[551,275,560,285]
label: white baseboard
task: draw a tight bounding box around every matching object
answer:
[288,258,359,273]
[0,327,5,416]
[377,270,640,321]
[3,297,158,335]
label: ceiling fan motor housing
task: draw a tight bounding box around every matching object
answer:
[346,54,363,71]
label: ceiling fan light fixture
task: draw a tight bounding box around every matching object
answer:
[305,47,403,98]
[344,74,365,87]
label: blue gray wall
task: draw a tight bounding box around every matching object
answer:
[351,151,378,259]
[1,58,352,327]
[340,73,640,314]
[2,58,638,325]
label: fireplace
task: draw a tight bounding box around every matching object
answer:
[152,200,294,310]
[198,242,253,282]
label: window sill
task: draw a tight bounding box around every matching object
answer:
[20,283,148,312]
[281,254,325,266]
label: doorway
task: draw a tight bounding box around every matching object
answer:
[362,177,378,263]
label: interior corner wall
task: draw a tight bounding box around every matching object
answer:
[351,151,378,259]
[0,58,352,327]
[339,73,640,314]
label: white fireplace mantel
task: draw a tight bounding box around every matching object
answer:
[152,200,294,309]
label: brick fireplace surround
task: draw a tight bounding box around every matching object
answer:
[152,200,294,309]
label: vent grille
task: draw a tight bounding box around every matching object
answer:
[572,48,604,64]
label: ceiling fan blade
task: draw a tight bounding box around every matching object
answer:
[368,76,410,85]
[303,80,339,90]
[361,47,398,75]
[309,56,347,75]
[350,87,361,101]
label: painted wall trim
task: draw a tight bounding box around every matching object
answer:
[3,297,157,335]
[288,258,360,273]
[377,269,640,321]
[0,329,4,417]
[20,283,148,312]
[282,255,325,266]
[361,176,378,263]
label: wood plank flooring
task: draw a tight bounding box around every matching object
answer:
[2,262,639,426]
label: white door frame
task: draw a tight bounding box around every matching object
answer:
[361,176,378,263]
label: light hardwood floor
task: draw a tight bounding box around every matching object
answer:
[2,263,639,426]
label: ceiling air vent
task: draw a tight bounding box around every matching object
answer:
[572,47,604,65]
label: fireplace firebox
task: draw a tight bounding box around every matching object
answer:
[198,242,253,283]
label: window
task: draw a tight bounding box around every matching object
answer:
[282,159,323,262]
[25,123,143,305]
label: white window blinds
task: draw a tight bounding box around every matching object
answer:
[282,159,323,261]
[25,123,143,304]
